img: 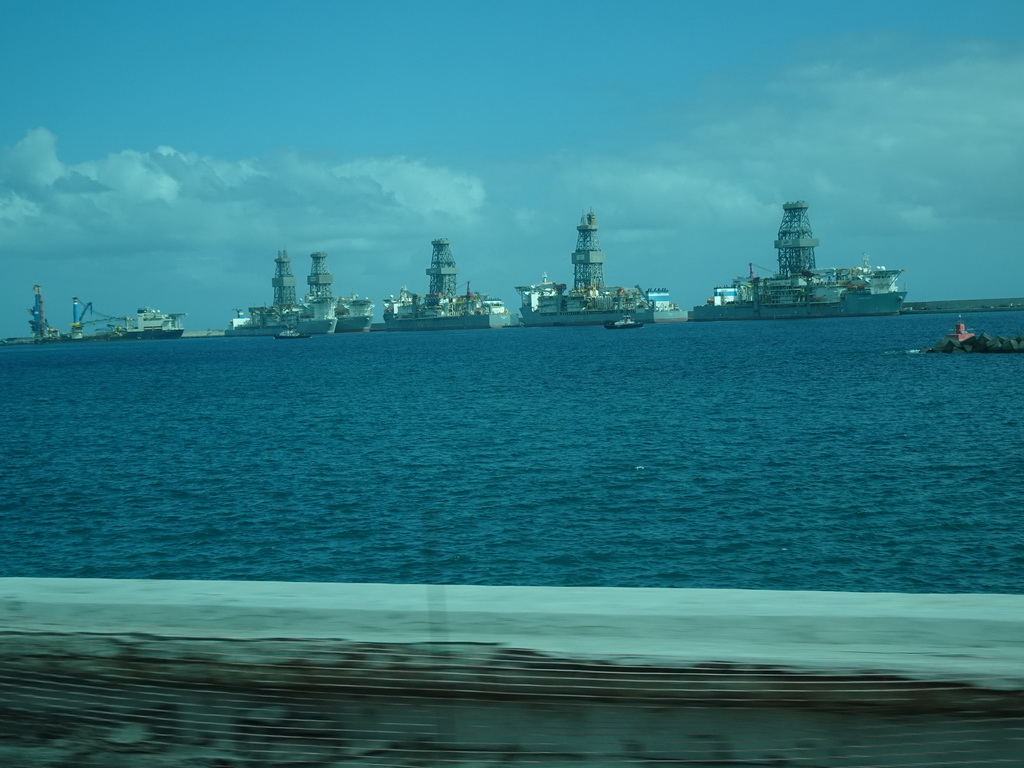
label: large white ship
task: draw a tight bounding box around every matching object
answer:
[383,238,517,331]
[516,274,653,326]
[383,287,517,331]
[66,297,186,340]
[692,201,906,321]
[122,307,187,339]
[226,306,335,336]
[516,211,687,326]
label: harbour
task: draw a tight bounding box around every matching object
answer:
[6,199,1021,344]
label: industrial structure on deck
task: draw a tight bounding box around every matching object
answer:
[382,238,517,331]
[227,250,374,335]
[692,201,906,321]
[516,211,688,326]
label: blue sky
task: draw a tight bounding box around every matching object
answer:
[2,0,1023,336]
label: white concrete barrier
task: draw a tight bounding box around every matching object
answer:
[1,578,1022,766]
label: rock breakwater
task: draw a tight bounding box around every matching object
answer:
[925,332,1024,353]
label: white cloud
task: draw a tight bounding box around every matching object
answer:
[0,191,41,223]
[0,127,65,189]
[333,157,485,218]
[554,44,1024,232]
[85,149,182,203]
[0,131,487,259]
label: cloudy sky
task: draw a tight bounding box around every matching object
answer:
[2,0,1022,336]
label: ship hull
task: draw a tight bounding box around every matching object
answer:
[691,292,906,321]
[650,309,690,322]
[225,318,337,336]
[519,307,656,327]
[333,316,373,333]
[383,313,516,331]
[121,329,185,340]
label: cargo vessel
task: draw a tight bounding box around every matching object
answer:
[226,250,371,336]
[382,238,517,331]
[63,296,185,340]
[122,307,187,339]
[516,211,687,326]
[692,201,906,321]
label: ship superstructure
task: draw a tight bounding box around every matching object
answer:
[382,238,517,331]
[517,211,688,325]
[228,250,373,335]
[692,201,906,321]
[643,288,688,321]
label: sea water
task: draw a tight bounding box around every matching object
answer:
[2,313,1022,593]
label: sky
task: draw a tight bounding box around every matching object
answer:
[2,0,1023,337]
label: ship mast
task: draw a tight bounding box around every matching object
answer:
[426,238,457,298]
[774,201,819,276]
[572,210,605,290]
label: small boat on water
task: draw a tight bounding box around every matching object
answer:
[604,316,644,330]
[274,328,311,340]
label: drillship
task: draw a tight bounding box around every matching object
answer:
[227,251,373,336]
[382,238,517,331]
[516,211,688,326]
[692,201,906,321]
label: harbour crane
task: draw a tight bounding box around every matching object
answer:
[70,297,130,339]
[27,285,59,339]
[633,285,654,311]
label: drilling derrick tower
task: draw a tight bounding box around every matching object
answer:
[572,210,605,290]
[426,238,457,298]
[774,201,819,276]
[307,252,334,300]
[272,250,297,307]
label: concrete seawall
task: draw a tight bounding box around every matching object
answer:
[1,578,1022,767]
[901,297,1024,313]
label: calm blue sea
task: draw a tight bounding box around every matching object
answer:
[2,313,1023,593]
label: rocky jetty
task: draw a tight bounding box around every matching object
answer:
[925,319,1024,353]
